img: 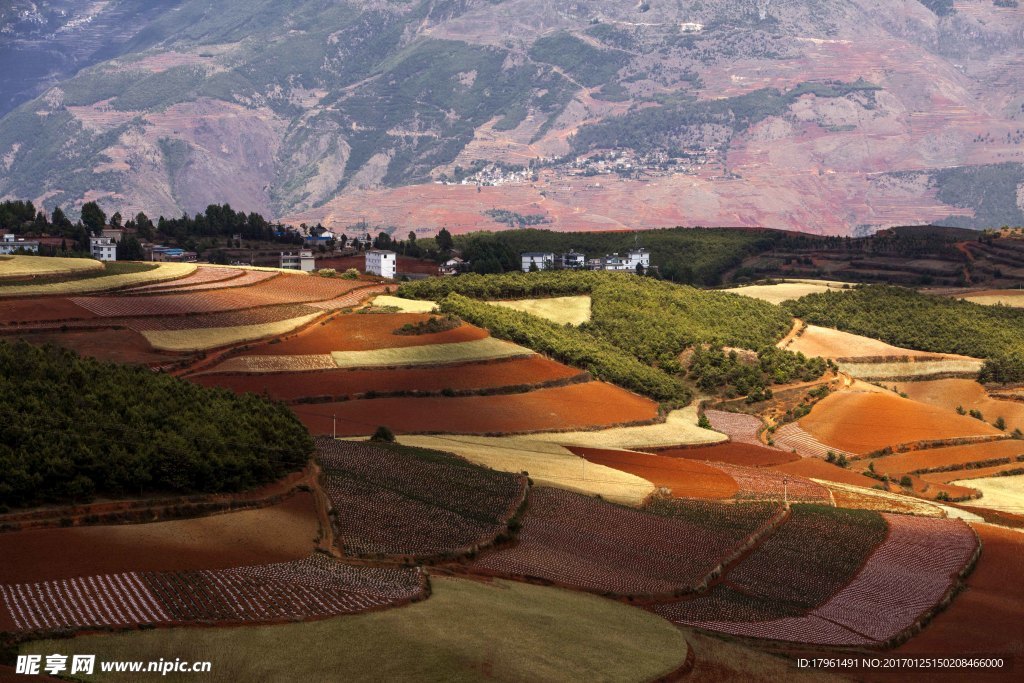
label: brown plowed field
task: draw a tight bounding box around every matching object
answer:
[649,443,799,467]
[192,356,582,401]
[894,378,1024,433]
[885,524,1024,681]
[0,493,318,583]
[921,461,1024,484]
[870,440,1024,477]
[10,327,177,365]
[317,254,439,275]
[800,391,1002,454]
[239,312,488,355]
[0,297,95,324]
[567,447,740,499]
[292,382,660,436]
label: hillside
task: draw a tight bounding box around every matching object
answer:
[1,0,1023,234]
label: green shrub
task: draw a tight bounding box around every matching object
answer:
[371,426,396,442]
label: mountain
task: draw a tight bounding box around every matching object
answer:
[1,0,1023,235]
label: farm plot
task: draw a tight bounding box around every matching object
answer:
[205,355,338,373]
[293,382,660,436]
[0,493,320,584]
[471,487,782,598]
[0,262,196,297]
[869,440,1024,478]
[951,475,1024,515]
[192,356,584,402]
[516,405,726,450]
[0,555,425,632]
[0,255,103,279]
[769,458,881,489]
[703,410,769,447]
[10,328,175,365]
[568,447,740,499]
[660,513,977,646]
[490,295,592,325]
[0,297,95,324]
[646,443,799,467]
[799,390,1002,455]
[837,358,983,381]
[129,269,277,293]
[128,304,321,331]
[959,289,1024,307]
[773,422,854,459]
[330,337,532,369]
[724,281,850,305]
[396,435,655,505]
[656,505,887,623]
[894,378,1024,434]
[814,480,948,518]
[241,312,489,355]
[141,312,322,352]
[71,275,365,317]
[372,295,438,313]
[703,462,831,503]
[304,284,392,311]
[317,438,526,559]
[122,267,244,293]
[782,324,978,362]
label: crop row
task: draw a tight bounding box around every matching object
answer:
[122,267,244,293]
[0,555,424,632]
[703,410,769,446]
[128,304,321,331]
[773,422,854,459]
[471,487,782,597]
[317,438,527,559]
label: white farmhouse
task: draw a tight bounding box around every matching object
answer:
[366,249,397,278]
[280,249,316,272]
[0,234,40,254]
[601,248,650,272]
[521,252,555,272]
[89,236,117,262]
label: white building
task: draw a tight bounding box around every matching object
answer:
[600,248,650,272]
[366,249,397,278]
[89,237,117,262]
[560,251,586,269]
[521,252,555,272]
[0,234,39,254]
[280,249,316,272]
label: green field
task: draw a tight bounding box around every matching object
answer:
[22,577,688,683]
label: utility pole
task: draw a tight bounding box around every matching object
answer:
[783,476,789,506]
[333,414,336,440]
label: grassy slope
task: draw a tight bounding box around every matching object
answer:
[23,577,687,683]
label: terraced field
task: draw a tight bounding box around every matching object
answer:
[317,438,526,559]
[0,255,103,279]
[471,487,783,598]
[659,512,978,646]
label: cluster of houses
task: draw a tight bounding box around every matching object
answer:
[1,234,119,262]
[520,248,651,273]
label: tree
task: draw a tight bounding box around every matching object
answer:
[116,235,144,261]
[134,212,155,240]
[51,206,73,232]
[372,425,396,442]
[80,201,106,236]
[436,227,454,252]
[529,261,539,272]
[635,262,645,276]
[109,211,123,229]
[995,416,1007,431]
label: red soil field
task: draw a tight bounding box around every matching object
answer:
[649,443,799,467]
[240,312,489,355]
[881,524,1024,682]
[0,297,94,324]
[871,440,1024,477]
[800,391,1002,454]
[192,356,583,401]
[292,382,660,436]
[0,493,318,583]
[10,327,176,365]
[894,378,1024,434]
[770,457,879,488]
[568,447,740,499]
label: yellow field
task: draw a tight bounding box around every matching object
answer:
[0,262,197,297]
[959,290,1024,307]
[837,358,983,380]
[396,435,654,505]
[330,337,533,369]
[518,405,727,450]
[22,576,689,683]
[204,354,337,373]
[142,313,322,352]
[0,255,103,279]
[952,475,1024,515]
[724,281,852,305]
[373,295,438,313]
[201,263,311,274]
[490,295,593,325]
